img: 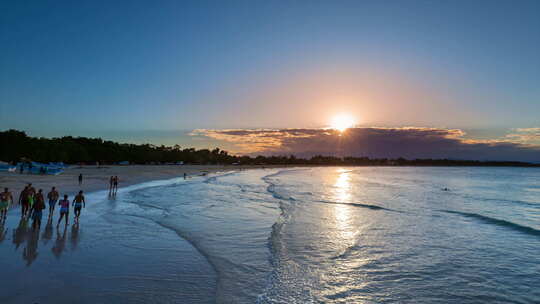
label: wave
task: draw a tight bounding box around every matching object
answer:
[331,244,363,260]
[203,171,240,184]
[448,192,539,208]
[317,200,393,211]
[440,210,540,236]
[265,183,296,201]
[262,169,304,201]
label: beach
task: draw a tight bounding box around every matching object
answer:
[0,165,251,304]
[0,165,254,197]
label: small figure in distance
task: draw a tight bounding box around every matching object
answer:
[184,173,187,180]
[72,191,85,222]
[31,189,46,229]
[47,186,59,217]
[109,176,114,194]
[443,188,449,191]
[78,173,83,186]
[57,195,70,227]
[113,176,119,194]
[0,188,13,220]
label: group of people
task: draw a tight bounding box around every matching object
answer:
[0,183,86,229]
[0,173,121,228]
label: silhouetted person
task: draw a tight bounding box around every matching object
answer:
[109,176,114,194]
[113,176,119,193]
[27,183,36,211]
[72,191,85,221]
[18,185,30,217]
[57,195,70,227]
[0,187,13,219]
[78,173,83,186]
[31,189,46,229]
[47,186,59,217]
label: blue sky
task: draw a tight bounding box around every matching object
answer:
[1,0,539,157]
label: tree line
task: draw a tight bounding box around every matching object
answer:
[1,129,537,167]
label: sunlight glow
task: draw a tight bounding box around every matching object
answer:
[334,168,352,203]
[332,169,356,240]
[330,114,356,132]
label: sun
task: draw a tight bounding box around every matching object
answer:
[330,114,356,132]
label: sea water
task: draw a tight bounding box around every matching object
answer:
[110,167,539,303]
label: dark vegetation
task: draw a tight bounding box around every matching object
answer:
[1,130,538,167]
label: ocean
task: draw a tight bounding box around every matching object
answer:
[1,167,538,303]
[111,167,539,303]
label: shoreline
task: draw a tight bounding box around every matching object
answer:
[0,164,263,199]
[0,165,236,303]
[0,165,287,303]
[2,164,536,206]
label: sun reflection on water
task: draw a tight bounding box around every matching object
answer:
[332,169,356,240]
[334,168,352,203]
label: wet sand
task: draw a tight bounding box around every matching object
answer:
[0,164,252,197]
[0,165,252,303]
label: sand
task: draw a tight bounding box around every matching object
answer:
[0,164,253,197]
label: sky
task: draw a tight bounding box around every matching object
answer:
[1,0,539,160]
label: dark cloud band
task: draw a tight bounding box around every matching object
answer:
[192,127,540,162]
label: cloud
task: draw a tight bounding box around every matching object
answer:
[505,128,540,143]
[192,127,540,162]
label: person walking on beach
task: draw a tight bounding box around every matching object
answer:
[109,176,114,194]
[31,189,46,228]
[72,191,85,222]
[27,183,36,210]
[57,195,70,226]
[0,188,13,220]
[78,173,83,186]
[18,185,30,217]
[113,176,119,193]
[47,187,59,216]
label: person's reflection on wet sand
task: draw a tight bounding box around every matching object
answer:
[0,218,8,243]
[70,222,80,250]
[23,225,40,266]
[12,217,29,250]
[41,217,54,245]
[108,191,116,200]
[52,225,68,259]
